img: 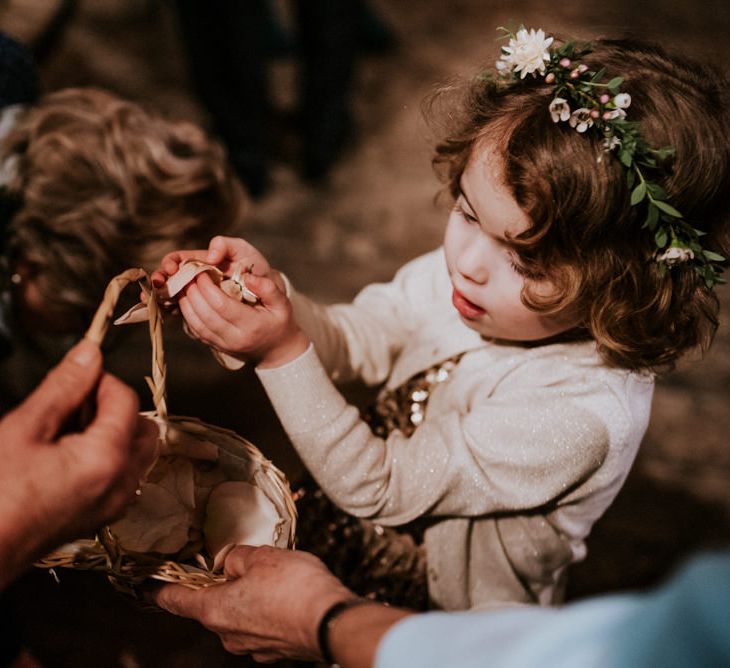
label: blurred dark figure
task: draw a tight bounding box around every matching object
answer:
[0,30,42,668]
[174,1,272,197]
[174,0,396,197]
[0,31,41,361]
[0,32,40,114]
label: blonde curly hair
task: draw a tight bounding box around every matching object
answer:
[2,87,246,331]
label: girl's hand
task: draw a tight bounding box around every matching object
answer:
[178,270,309,369]
[153,236,286,294]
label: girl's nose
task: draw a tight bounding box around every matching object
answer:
[457,239,490,284]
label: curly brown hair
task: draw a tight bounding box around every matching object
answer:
[430,38,730,371]
[2,87,246,331]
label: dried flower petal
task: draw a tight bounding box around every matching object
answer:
[204,481,281,570]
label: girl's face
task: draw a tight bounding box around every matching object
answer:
[443,147,577,342]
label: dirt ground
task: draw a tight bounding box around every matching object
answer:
[2,1,729,666]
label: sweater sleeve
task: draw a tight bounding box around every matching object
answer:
[289,250,444,385]
[256,344,613,526]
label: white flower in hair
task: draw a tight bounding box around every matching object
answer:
[614,93,632,109]
[569,108,594,133]
[549,97,571,122]
[492,25,725,287]
[498,28,553,78]
[603,108,627,121]
[656,245,695,265]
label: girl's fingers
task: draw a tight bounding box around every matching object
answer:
[206,236,231,265]
[206,236,248,265]
[207,236,271,276]
[159,251,185,276]
[150,270,167,290]
[160,249,209,276]
[183,279,233,331]
[178,291,220,344]
[243,274,288,310]
[195,272,230,311]
[179,280,246,351]
[194,273,255,331]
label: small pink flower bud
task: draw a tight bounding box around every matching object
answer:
[544,72,556,84]
[559,58,571,68]
[578,64,589,73]
[570,69,580,79]
[590,109,600,119]
[602,110,612,120]
[599,94,610,104]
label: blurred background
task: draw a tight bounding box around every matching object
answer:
[1,0,729,665]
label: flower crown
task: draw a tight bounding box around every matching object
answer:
[496,27,725,288]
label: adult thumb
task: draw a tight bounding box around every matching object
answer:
[14,338,103,441]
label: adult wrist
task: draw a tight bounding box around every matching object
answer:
[317,597,378,667]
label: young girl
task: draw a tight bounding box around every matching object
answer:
[155,30,730,610]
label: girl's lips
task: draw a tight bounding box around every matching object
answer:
[452,288,486,319]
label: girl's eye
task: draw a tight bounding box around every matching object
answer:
[509,256,538,279]
[454,201,478,224]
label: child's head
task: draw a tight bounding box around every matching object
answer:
[1,87,246,333]
[432,34,730,371]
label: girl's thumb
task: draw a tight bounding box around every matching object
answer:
[242,273,283,306]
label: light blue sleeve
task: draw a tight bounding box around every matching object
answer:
[376,552,730,668]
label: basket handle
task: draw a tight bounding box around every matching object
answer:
[85,268,167,418]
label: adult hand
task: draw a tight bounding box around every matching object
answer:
[153,545,355,663]
[0,338,159,590]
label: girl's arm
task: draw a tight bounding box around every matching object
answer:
[155,236,417,381]
[256,341,636,525]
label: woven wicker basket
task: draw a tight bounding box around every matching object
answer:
[36,269,297,596]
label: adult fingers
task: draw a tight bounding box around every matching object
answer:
[129,415,161,476]
[13,339,102,441]
[250,651,281,664]
[82,373,140,462]
[153,583,210,621]
[222,544,260,578]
